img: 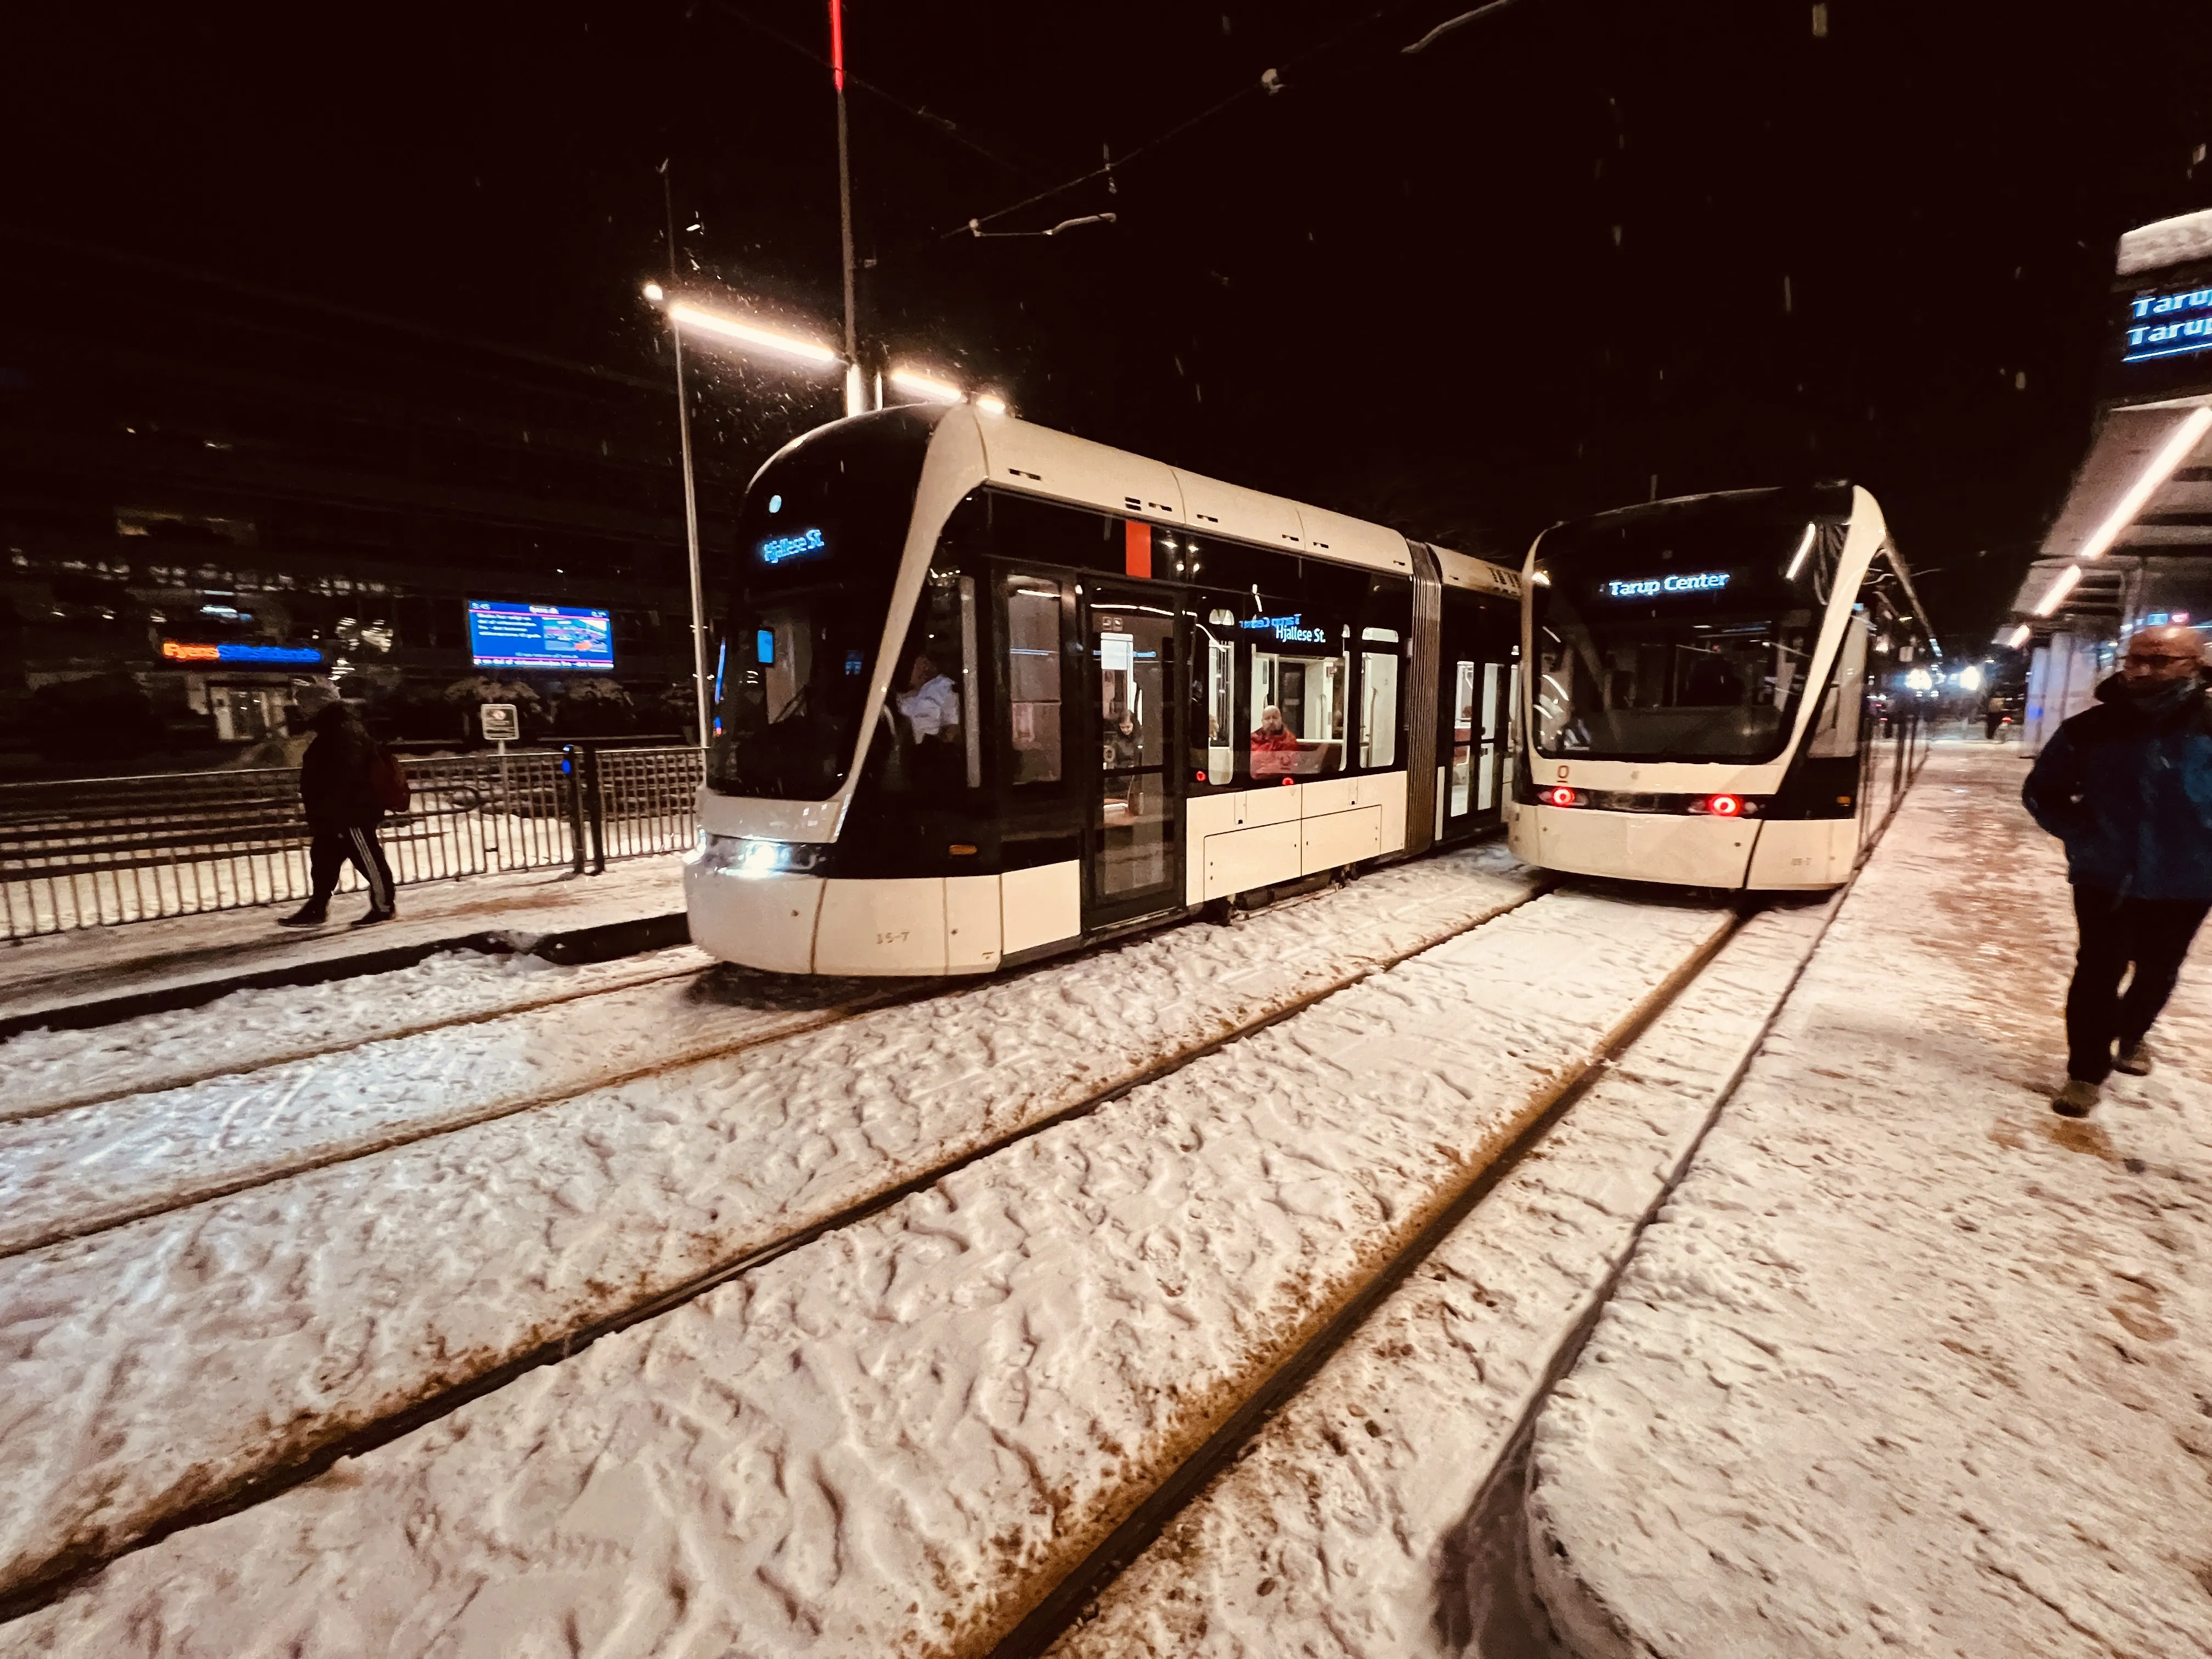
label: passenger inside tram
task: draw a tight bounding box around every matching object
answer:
[1251,705,1300,751]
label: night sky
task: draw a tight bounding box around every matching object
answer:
[6,0,2207,649]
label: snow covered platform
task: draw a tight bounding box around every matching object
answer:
[0,854,686,1035]
[1526,742,2212,1657]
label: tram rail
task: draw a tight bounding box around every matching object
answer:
[0,871,1549,1623]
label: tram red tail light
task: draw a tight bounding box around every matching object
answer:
[1686,793,1759,817]
[1545,786,1582,808]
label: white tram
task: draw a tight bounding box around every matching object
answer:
[1509,483,1934,890]
[686,404,1522,975]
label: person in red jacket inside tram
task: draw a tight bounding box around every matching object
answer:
[1252,704,1300,751]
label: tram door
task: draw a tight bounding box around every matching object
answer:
[1439,593,1519,837]
[1083,590,1182,924]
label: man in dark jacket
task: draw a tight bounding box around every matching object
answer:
[280,687,396,928]
[2021,624,2212,1116]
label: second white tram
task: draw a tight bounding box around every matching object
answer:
[687,404,1524,976]
[1509,483,1934,890]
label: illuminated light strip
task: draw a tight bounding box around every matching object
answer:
[889,366,963,403]
[2076,404,2212,560]
[976,394,1009,417]
[1785,522,1816,580]
[668,301,841,366]
[2123,340,2212,364]
[2007,623,2031,648]
[829,0,844,92]
[2032,563,2083,617]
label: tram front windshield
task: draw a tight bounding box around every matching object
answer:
[709,409,941,799]
[1531,498,1840,764]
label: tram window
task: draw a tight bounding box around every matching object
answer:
[1448,661,1475,816]
[1251,634,1346,780]
[882,573,979,793]
[1195,611,1236,785]
[1003,576,1063,785]
[1358,628,1402,769]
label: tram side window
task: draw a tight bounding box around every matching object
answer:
[1196,608,1237,785]
[1449,660,1475,816]
[882,573,980,793]
[1808,614,1869,758]
[1358,627,1402,769]
[1003,575,1063,784]
[1251,628,1347,780]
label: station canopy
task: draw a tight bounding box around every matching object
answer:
[2010,208,2212,643]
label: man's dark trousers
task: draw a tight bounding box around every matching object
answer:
[308,825,394,914]
[2067,887,2211,1083]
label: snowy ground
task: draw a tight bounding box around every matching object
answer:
[0,954,889,1255]
[5,884,1729,1656]
[2,944,714,1121]
[1047,899,1837,1659]
[0,846,1537,1604]
[1526,744,2212,1658]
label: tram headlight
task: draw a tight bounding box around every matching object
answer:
[689,833,828,879]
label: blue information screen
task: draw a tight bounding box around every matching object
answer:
[467,602,615,672]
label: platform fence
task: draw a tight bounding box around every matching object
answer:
[0,744,704,939]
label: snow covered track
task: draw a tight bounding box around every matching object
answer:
[2,884,1729,1657]
[1039,900,1838,1659]
[0,963,908,1258]
[0,847,1536,1616]
[0,944,716,1124]
[1525,744,2212,1658]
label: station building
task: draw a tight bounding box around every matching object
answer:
[0,249,747,776]
[2011,207,2212,751]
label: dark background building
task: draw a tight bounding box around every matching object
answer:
[1,1,2206,775]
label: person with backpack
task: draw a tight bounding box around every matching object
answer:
[280,685,400,928]
[2021,623,2212,1116]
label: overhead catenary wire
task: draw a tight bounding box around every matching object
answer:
[926,0,1541,247]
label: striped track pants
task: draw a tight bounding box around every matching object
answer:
[309,825,396,913]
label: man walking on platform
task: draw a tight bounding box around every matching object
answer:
[2022,623,2212,1116]
[279,686,397,929]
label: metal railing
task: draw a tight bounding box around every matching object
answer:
[0,744,704,940]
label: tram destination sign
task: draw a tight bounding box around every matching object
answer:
[2123,281,2212,366]
[466,601,615,672]
[1602,571,1731,600]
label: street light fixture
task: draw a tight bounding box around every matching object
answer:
[668,298,842,366]
[644,282,848,751]
[888,364,1013,417]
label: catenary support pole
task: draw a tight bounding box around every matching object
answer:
[662,164,712,752]
[832,0,864,417]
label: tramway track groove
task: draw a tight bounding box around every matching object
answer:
[2,958,714,1126]
[984,900,1756,1659]
[0,874,1549,1627]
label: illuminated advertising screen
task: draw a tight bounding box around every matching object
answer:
[467,601,614,672]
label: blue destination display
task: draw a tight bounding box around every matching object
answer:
[1239,612,1328,644]
[759,526,826,565]
[2124,283,2212,364]
[467,601,615,671]
[1604,572,1731,599]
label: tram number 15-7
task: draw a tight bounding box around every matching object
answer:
[877,930,910,945]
